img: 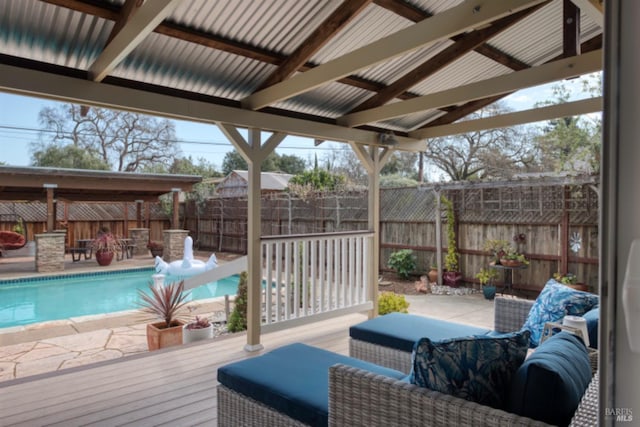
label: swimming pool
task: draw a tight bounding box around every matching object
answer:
[0,268,239,329]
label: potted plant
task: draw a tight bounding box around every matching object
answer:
[138,279,190,351]
[442,195,462,287]
[553,272,589,292]
[499,248,529,268]
[475,268,499,300]
[147,240,164,258]
[91,228,119,266]
[183,315,214,344]
[483,239,511,265]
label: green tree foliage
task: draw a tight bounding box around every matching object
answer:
[534,75,602,174]
[289,168,346,191]
[221,151,307,175]
[145,156,222,178]
[31,144,110,170]
[36,104,179,171]
[227,271,248,333]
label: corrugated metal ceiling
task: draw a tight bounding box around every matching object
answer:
[0,0,603,136]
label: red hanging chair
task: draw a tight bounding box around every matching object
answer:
[0,230,27,251]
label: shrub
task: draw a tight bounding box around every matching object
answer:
[388,249,417,279]
[228,271,248,333]
[378,292,410,315]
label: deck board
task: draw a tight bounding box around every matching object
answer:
[0,312,364,426]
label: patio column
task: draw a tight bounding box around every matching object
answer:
[349,142,393,318]
[171,188,180,229]
[135,199,143,228]
[44,183,57,232]
[218,123,286,351]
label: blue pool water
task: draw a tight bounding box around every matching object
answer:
[0,268,239,328]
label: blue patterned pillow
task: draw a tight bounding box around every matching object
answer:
[410,330,530,409]
[522,279,599,347]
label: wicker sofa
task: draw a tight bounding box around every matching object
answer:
[349,297,598,373]
[217,296,599,426]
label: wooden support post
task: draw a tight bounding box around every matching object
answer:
[44,184,57,232]
[123,202,129,237]
[560,186,570,275]
[145,201,150,229]
[171,188,180,229]
[434,189,443,286]
[135,200,143,228]
[563,0,580,57]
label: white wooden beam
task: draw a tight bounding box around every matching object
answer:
[241,0,546,110]
[0,64,424,151]
[570,0,604,28]
[411,97,602,139]
[338,49,602,127]
[88,0,181,81]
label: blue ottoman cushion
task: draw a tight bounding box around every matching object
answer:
[582,305,599,349]
[507,332,592,426]
[217,343,406,426]
[350,313,492,353]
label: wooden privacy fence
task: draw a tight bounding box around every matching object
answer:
[185,175,600,296]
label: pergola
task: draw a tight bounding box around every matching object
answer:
[3,0,637,419]
[0,165,202,230]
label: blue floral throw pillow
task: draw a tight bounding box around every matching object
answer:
[522,279,599,347]
[410,330,530,409]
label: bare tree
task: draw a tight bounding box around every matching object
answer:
[37,104,180,171]
[423,102,539,181]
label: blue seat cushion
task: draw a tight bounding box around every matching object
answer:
[583,305,599,349]
[410,330,530,409]
[350,313,492,353]
[507,332,592,426]
[217,343,405,427]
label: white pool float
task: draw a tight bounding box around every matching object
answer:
[154,236,218,277]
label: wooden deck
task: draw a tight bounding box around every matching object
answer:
[0,312,366,427]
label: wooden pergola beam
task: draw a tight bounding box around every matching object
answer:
[373,0,539,72]
[242,0,546,110]
[418,34,603,129]
[563,0,581,58]
[88,0,180,82]
[347,4,543,114]
[256,0,372,91]
[338,50,601,127]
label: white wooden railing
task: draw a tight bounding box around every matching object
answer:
[260,230,374,332]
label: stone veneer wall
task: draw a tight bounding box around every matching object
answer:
[129,228,150,256]
[163,230,188,262]
[35,233,66,273]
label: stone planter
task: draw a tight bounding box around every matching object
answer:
[183,324,214,344]
[146,321,184,351]
[150,249,163,258]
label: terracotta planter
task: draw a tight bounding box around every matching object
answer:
[95,250,114,266]
[499,258,522,268]
[146,321,184,351]
[443,271,463,288]
[427,269,439,283]
[183,324,214,344]
[566,283,589,292]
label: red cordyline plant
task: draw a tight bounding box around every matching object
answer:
[137,280,190,327]
[185,316,211,330]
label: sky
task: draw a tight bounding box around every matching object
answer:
[0,76,595,170]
